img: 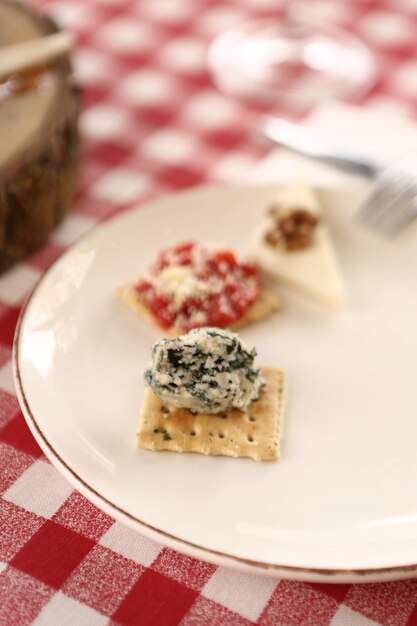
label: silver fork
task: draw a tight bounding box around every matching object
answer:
[258,117,417,237]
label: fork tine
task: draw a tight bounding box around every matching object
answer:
[368,197,414,235]
[356,188,387,224]
[357,191,417,236]
[355,158,417,237]
[355,186,397,229]
[360,186,403,225]
[380,195,417,235]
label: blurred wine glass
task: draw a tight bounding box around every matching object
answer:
[208,1,378,110]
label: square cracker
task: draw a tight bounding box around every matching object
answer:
[116,283,280,337]
[136,367,286,461]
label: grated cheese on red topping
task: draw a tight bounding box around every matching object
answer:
[135,241,260,331]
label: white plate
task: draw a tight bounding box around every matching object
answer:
[14,185,417,583]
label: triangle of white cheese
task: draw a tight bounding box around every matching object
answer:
[250,182,345,309]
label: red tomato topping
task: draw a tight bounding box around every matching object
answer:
[134,241,260,331]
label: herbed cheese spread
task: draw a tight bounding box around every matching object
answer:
[144,327,264,414]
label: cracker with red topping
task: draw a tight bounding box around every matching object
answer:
[117,241,280,336]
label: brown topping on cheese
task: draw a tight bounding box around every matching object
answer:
[265,204,319,251]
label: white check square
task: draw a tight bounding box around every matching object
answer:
[202,567,278,622]
[0,362,17,396]
[52,214,97,247]
[182,91,240,128]
[81,105,133,141]
[91,169,151,204]
[330,606,381,626]
[32,592,108,626]
[0,265,40,306]
[99,521,162,567]
[3,460,73,518]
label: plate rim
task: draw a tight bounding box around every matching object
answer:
[12,183,417,583]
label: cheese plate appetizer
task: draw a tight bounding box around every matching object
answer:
[250,181,345,308]
[117,241,280,336]
[137,327,286,461]
[16,183,417,581]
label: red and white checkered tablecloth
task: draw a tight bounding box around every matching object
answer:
[2,0,417,624]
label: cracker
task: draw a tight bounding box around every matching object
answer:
[116,283,165,332]
[116,283,280,337]
[136,367,286,461]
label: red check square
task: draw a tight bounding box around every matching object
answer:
[204,128,246,151]
[407,603,417,625]
[113,568,198,626]
[131,105,174,128]
[0,414,43,458]
[0,307,21,347]
[156,164,204,189]
[308,582,351,603]
[0,343,11,370]
[11,520,95,588]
